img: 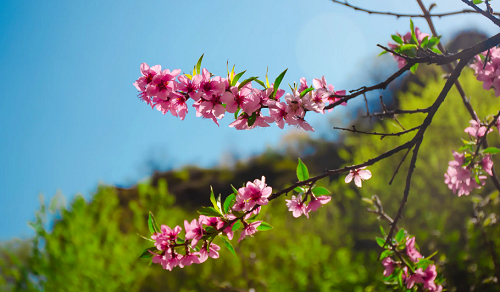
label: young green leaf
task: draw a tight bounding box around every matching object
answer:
[232,220,241,231]
[473,0,484,4]
[137,233,155,243]
[296,158,310,181]
[391,35,403,44]
[379,225,386,236]
[210,186,217,210]
[256,221,273,231]
[376,237,386,248]
[196,53,204,75]
[299,87,314,98]
[224,194,236,214]
[139,247,157,259]
[220,236,236,256]
[234,108,240,120]
[483,147,500,154]
[217,194,223,213]
[378,50,389,56]
[231,70,247,87]
[198,207,222,217]
[395,229,405,243]
[238,76,258,90]
[410,19,418,45]
[380,250,393,260]
[312,187,330,196]
[294,186,305,193]
[148,212,160,234]
[272,68,288,98]
[247,112,257,127]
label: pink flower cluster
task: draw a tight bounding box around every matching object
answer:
[285,193,331,219]
[471,47,500,97]
[388,27,430,69]
[148,177,274,270]
[444,151,488,197]
[382,236,442,292]
[150,222,222,271]
[444,119,497,197]
[133,62,347,131]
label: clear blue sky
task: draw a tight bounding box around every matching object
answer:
[0,0,498,240]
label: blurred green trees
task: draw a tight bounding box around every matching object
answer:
[1,69,499,292]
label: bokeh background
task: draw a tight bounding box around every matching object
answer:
[1,0,500,291]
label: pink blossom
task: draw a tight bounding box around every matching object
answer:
[178,253,200,268]
[444,151,487,196]
[269,101,297,129]
[422,265,441,292]
[146,69,181,100]
[152,252,181,271]
[298,77,309,93]
[199,215,224,229]
[405,236,422,262]
[323,88,347,112]
[198,68,225,97]
[302,90,325,113]
[388,27,429,69]
[184,218,204,247]
[345,167,372,187]
[464,120,492,138]
[470,47,500,97]
[238,220,262,242]
[177,74,201,101]
[151,225,182,251]
[285,194,309,218]
[285,89,305,118]
[168,92,189,120]
[381,257,395,277]
[220,85,260,114]
[482,155,494,176]
[134,63,161,91]
[405,268,426,289]
[231,192,249,211]
[238,176,273,210]
[295,117,315,132]
[198,242,221,263]
[306,195,331,213]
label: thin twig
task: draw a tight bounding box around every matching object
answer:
[330,0,500,18]
[389,147,413,185]
[333,125,420,139]
[462,0,500,27]
[366,107,430,118]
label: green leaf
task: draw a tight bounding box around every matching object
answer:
[427,36,441,48]
[247,112,257,127]
[458,145,473,152]
[398,44,417,52]
[198,207,222,217]
[397,268,404,287]
[256,221,273,231]
[234,108,240,120]
[431,47,442,54]
[296,158,310,181]
[410,19,418,45]
[473,0,484,4]
[362,197,374,205]
[475,173,481,185]
[238,76,258,90]
[272,68,288,98]
[380,250,393,260]
[176,238,185,244]
[231,184,239,195]
[294,186,305,193]
[483,147,500,154]
[219,236,236,256]
[254,78,266,88]
[210,186,218,210]
[395,229,405,243]
[416,259,434,269]
[391,35,403,44]
[148,212,160,234]
[139,247,157,259]
[224,194,236,214]
[425,250,438,260]
[380,225,386,236]
[312,187,330,196]
[137,233,155,243]
[196,54,204,75]
[299,87,314,98]
[232,221,241,231]
[231,70,247,87]
[205,226,216,233]
[420,36,429,48]
[410,63,419,74]
[378,50,389,56]
[376,237,386,248]
[462,156,472,167]
[217,194,222,213]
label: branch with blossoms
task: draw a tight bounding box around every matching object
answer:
[132,1,500,290]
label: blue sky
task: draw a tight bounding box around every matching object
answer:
[0,0,498,240]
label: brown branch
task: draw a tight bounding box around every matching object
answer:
[384,58,470,249]
[389,147,413,185]
[331,0,500,18]
[366,107,430,118]
[462,0,500,27]
[333,125,420,139]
